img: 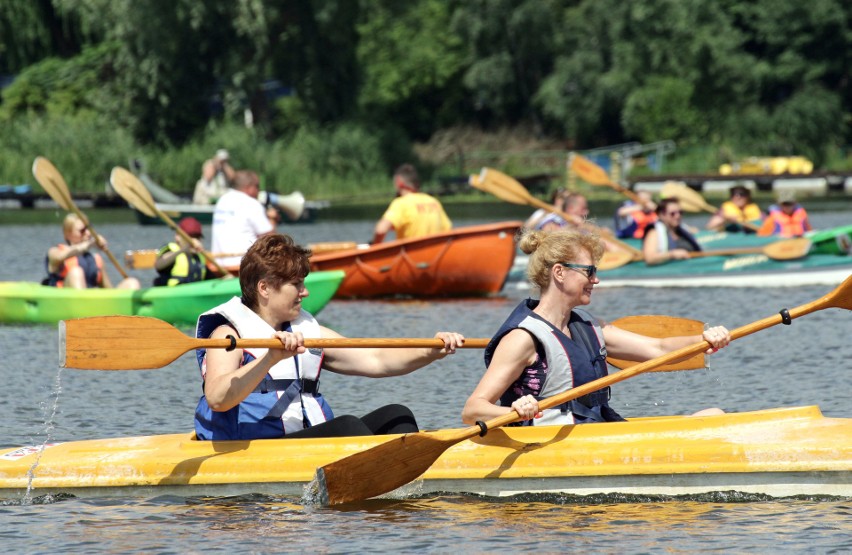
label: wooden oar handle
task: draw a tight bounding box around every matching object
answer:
[202,337,491,350]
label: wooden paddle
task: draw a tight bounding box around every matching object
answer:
[607,315,705,371]
[61,314,707,372]
[470,168,644,261]
[60,315,490,370]
[109,167,231,276]
[598,237,813,271]
[570,153,643,204]
[315,275,852,505]
[124,250,244,270]
[660,181,760,233]
[32,157,130,279]
[125,241,363,270]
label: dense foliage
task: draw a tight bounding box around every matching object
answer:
[1,0,850,195]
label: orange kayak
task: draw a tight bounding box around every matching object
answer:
[310,221,522,298]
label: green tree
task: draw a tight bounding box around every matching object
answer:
[356,0,466,139]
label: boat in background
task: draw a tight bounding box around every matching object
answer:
[310,221,522,298]
[510,225,852,288]
[0,270,344,325]
[0,405,848,500]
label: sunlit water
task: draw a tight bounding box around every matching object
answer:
[0,209,850,553]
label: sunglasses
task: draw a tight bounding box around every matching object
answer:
[665,210,682,216]
[560,263,597,280]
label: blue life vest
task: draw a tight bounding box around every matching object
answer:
[484,299,624,425]
[193,297,332,440]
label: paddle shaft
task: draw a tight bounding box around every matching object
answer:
[113,168,231,276]
[33,158,130,279]
[198,337,490,350]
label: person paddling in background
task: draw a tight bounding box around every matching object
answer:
[211,169,279,269]
[461,228,730,427]
[614,190,658,239]
[371,163,451,244]
[194,233,466,440]
[525,188,566,230]
[45,213,141,290]
[193,149,235,205]
[757,190,813,238]
[642,198,702,265]
[705,185,763,233]
[534,192,590,231]
[153,217,220,286]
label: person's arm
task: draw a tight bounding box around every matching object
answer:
[602,323,731,361]
[756,215,775,237]
[47,240,93,274]
[220,161,236,182]
[642,227,671,265]
[371,218,393,244]
[154,248,180,272]
[642,227,691,265]
[461,329,539,425]
[319,325,464,378]
[705,210,727,230]
[203,325,304,412]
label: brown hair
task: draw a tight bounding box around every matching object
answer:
[239,234,311,310]
[655,198,681,216]
[520,227,604,291]
[234,170,259,191]
[393,163,420,191]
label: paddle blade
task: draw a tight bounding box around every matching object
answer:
[608,315,706,371]
[316,431,461,506]
[598,250,635,271]
[570,153,612,185]
[660,181,716,213]
[110,166,157,217]
[764,238,812,260]
[61,316,196,370]
[470,168,533,206]
[32,157,74,211]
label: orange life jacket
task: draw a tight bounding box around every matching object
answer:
[630,211,658,239]
[758,205,811,238]
[45,243,104,288]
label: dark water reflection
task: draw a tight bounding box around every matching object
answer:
[0,210,850,552]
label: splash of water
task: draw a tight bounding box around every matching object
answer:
[22,367,63,504]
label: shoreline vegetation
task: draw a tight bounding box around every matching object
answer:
[3,2,852,209]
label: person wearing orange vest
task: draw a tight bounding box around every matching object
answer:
[706,185,763,233]
[757,191,813,238]
[45,213,140,289]
[614,190,658,239]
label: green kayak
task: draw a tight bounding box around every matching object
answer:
[0,270,344,325]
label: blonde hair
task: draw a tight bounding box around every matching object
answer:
[520,228,604,290]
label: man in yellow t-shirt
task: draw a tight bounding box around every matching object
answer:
[371,163,452,244]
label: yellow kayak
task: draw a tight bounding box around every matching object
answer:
[0,406,848,500]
